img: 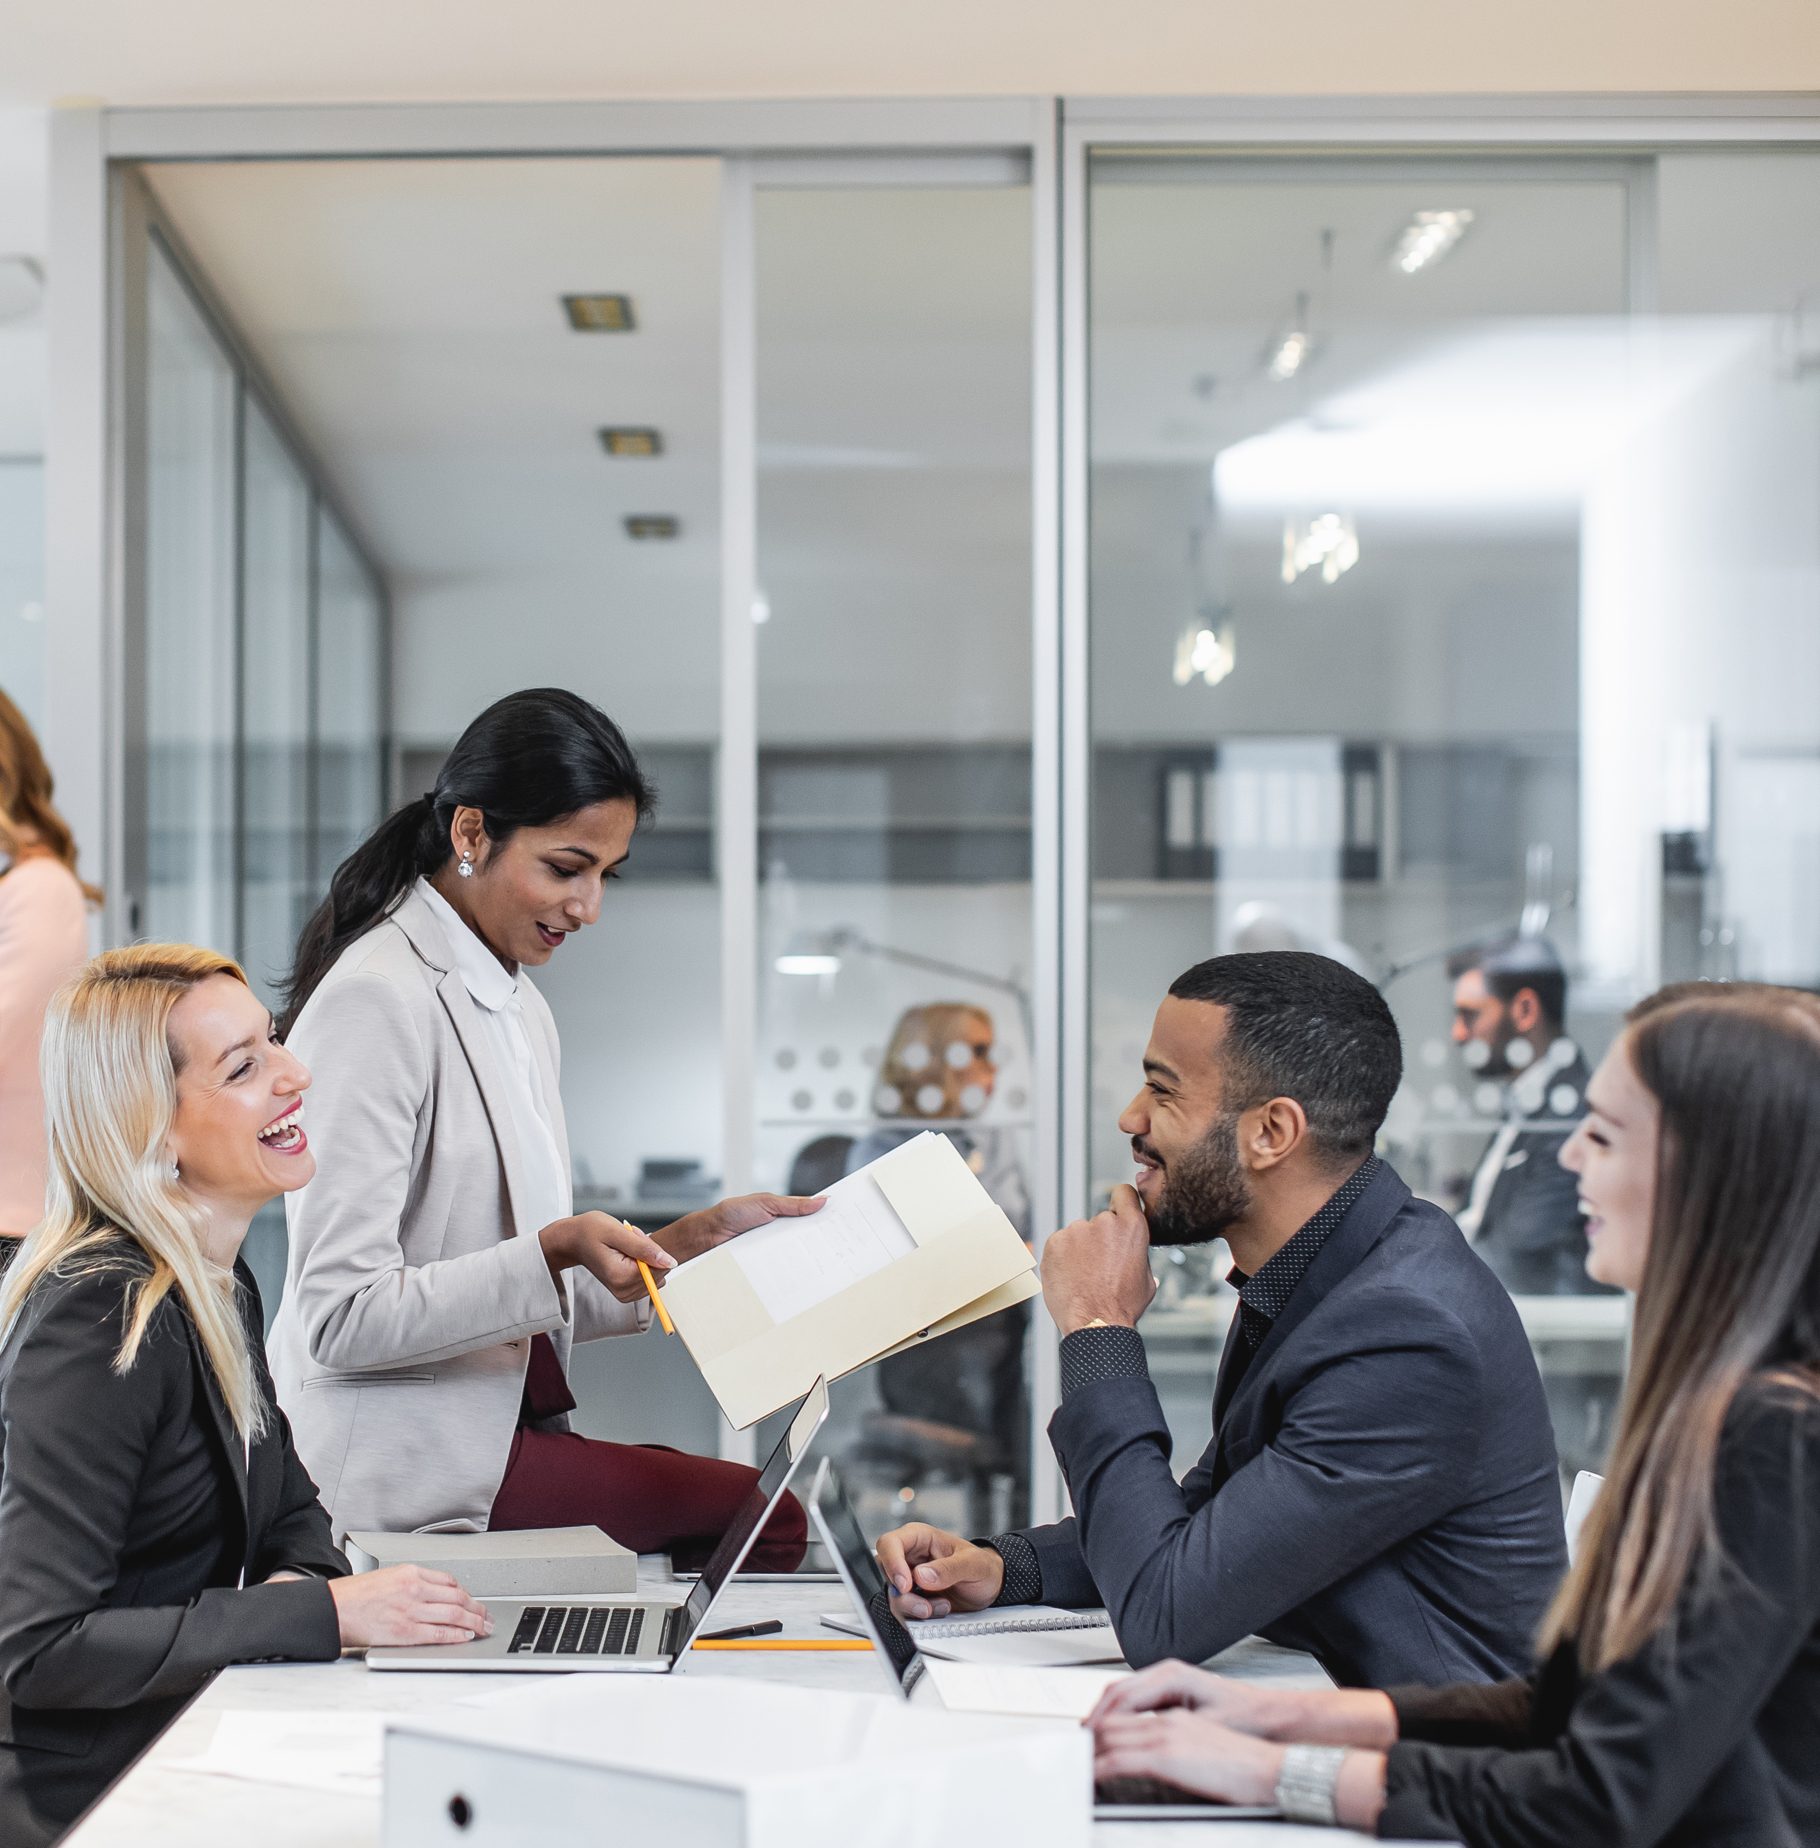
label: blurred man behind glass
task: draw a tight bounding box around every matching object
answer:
[1447,934,1605,1297]
[1447,934,1617,1479]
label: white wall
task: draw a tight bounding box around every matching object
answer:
[6,0,1820,107]
[1581,151,1820,993]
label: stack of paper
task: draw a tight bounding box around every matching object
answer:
[661,1132,1038,1429]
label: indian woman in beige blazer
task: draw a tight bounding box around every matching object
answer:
[268,690,817,1563]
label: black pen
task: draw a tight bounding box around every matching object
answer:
[698,1619,784,1642]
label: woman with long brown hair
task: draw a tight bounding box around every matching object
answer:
[0,690,94,1251]
[1085,981,1820,1845]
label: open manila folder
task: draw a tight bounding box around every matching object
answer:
[659,1131,1039,1430]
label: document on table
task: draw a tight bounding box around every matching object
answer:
[660,1131,1039,1428]
[907,1626,1127,1667]
[165,1710,384,1797]
[922,1659,1129,1719]
[822,1604,1127,1666]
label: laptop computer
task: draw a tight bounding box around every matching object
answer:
[367,1375,829,1673]
[806,1459,1277,1822]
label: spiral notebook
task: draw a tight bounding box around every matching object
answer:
[822,1604,1125,1666]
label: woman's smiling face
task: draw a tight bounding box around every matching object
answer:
[1559,1028,1661,1292]
[450,799,639,970]
[166,974,314,1219]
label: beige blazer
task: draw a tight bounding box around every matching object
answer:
[268,885,644,1540]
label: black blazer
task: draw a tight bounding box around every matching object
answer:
[0,1246,346,1847]
[1020,1162,1567,1687]
[1382,1380,1820,1846]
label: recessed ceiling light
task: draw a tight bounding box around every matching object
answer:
[1391,210,1474,276]
[563,294,636,332]
[625,515,680,540]
[599,427,663,457]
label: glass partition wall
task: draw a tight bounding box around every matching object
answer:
[124,196,388,1308]
[100,110,1820,1514]
[752,172,1035,1531]
[1080,141,1820,1481]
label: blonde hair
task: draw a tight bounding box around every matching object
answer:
[0,944,267,1438]
[878,1002,994,1120]
[0,686,101,904]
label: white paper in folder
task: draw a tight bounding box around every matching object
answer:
[729,1169,915,1323]
[660,1131,1038,1429]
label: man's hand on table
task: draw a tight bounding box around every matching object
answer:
[875,1522,1006,1621]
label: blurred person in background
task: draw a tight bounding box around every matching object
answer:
[843,1002,1029,1521]
[1447,934,1600,1296]
[0,690,94,1266]
[1448,934,1616,1479]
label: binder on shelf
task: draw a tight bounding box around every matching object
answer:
[660,1131,1038,1429]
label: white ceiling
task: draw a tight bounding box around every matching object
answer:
[8,0,1820,106]
[144,157,1036,746]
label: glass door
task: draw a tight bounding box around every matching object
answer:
[750,161,1037,1530]
[1083,154,1636,1477]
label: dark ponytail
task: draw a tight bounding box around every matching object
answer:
[279,688,654,1035]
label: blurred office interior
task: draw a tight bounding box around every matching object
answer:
[7,110,1820,1528]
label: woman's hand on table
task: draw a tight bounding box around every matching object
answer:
[659,1192,824,1264]
[1088,1661,1400,1749]
[329,1565,492,1648]
[1086,1662,1286,1737]
[540,1211,676,1302]
[1089,1661,1394,1830]
[1092,1707,1287,1808]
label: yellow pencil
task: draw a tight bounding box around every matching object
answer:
[635,1253,676,1335]
[691,1639,874,1652]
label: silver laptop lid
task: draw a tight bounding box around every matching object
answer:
[672,1375,830,1647]
[807,1458,923,1694]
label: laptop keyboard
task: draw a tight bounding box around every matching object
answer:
[506,1605,649,1657]
[1096,1776,1230,1809]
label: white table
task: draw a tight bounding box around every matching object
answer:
[66,1572,1445,1846]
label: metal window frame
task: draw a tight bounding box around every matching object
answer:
[109,173,389,971]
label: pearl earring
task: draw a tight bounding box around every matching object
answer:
[169,1161,180,1183]
[457,853,474,880]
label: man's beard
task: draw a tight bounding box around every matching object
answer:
[1141,1112,1253,1248]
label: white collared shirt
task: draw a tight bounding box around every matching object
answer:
[414,877,571,1243]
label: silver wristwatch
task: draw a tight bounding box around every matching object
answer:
[1274,1743,1349,1825]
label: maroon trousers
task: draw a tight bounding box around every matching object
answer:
[489,1332,806,1570]
[489,1427,807,1571]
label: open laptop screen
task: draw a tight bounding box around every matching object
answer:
[678,1376,830,1637]
[808,1459,923,1692]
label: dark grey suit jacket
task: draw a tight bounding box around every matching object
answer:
[1470,1055,1617,1298]
[1019,1162,1567,1688]
[0,1250,345,1847]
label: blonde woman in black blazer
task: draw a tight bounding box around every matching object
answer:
[0,946,487,1846]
